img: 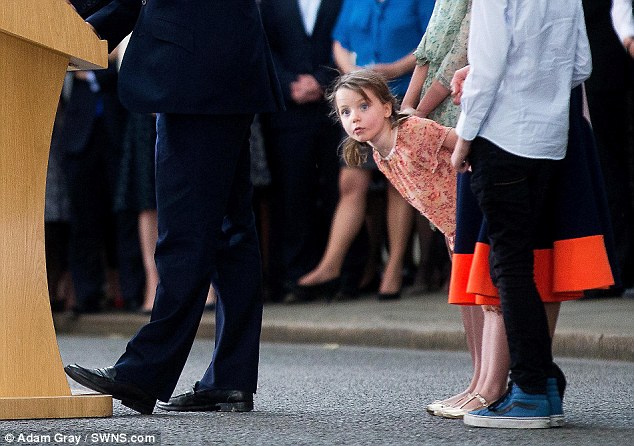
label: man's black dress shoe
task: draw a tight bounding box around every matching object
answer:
[156,382,253,412]
[64,364,156,414]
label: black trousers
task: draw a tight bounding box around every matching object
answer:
[469,137,560,394]
[113,113,263,401]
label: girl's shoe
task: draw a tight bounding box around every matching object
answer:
[440,393,489,419]
[425,400,447,415]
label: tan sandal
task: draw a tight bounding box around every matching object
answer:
[427,392,471,416]
[426,400,446,415]
[439,393,489,419]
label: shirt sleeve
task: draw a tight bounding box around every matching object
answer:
[572,5,593,88]
[413,34,430,66]
[611,0,634,43]
[455,0,512,141]
[87,0,142,52]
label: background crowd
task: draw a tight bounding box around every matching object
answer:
[45,0,634,316]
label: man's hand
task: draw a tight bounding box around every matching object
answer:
[74,70,90,80]
[451,137,471,173]
[290,74,323,104]
[450,65,470,105]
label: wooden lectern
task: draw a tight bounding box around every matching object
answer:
[0,0,112,419]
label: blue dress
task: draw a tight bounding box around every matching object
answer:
[332,0,434,98]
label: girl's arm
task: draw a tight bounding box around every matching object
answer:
[443,128,458,150]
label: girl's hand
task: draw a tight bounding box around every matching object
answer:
[451,137,471,173]
[450,65,470,105]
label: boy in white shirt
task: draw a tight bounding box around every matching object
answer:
[450,0,592,429]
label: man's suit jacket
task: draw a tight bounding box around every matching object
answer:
[88,0,283,115]
[58,64,126,155]
[259,0,343,121]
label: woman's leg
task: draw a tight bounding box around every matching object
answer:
[412,214,435,292]
[298,167,371,285]
[138,209,159,312]
[544,302,561,337]
[379,184,415,296]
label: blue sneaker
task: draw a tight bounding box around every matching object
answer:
[547,377,564,427]
[463,383,551,429]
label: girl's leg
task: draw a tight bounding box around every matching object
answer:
[448,306,510,413]
[379,184,415,296]
[428,305,484,413]
[298,167,371,285]
[445,301,562,414]
[138,209,159,312]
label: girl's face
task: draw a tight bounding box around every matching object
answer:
[335,87,392,146]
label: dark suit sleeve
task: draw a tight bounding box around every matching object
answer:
[259,0,296,103]
[87,0,142,52]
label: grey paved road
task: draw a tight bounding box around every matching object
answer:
[1,336,632,445]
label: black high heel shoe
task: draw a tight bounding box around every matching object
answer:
[295,277,341,302]
[377,290,402,301]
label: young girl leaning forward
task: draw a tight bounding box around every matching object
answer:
[329,69,458,254]
[331,69,617,426]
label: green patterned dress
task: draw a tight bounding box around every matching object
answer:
[412,0,471,127]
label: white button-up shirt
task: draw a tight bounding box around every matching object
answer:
[298,0,322,36]
[456,0,592,160]
[611,0,634,44]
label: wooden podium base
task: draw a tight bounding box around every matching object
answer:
[0,394,112,420]
[0,2,110,420]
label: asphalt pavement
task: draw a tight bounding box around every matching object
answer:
[2,292,632,445]
[53,290,634,362]
[2,338,632,446]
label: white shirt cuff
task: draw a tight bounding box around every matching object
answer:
[455,111,479,141]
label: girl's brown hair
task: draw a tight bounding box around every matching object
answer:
[326,69,409,166]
